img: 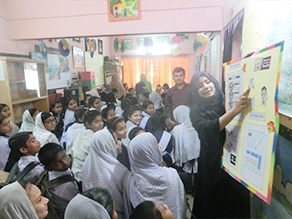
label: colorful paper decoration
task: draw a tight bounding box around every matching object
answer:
[169,36,184,56]
[193,35,208,55]
[88,40,95,58]
[58,39,70,57]
[39,41,47,59]
[114,37,126,55]
[144,37,153,56]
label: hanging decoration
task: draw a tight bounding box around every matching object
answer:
[88,39,95,58]
[114,37,126,55]
[58,39,70,57]
[193,35,208,55]
[169,36,183,56]
[144,37,153,56]
[39,40,47,59]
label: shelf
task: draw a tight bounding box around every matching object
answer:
[12,96,48,105]
[10,80,25,83]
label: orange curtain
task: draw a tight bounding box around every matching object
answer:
[170,55,190,86]
[122,55,190,89]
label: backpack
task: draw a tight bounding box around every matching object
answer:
[35,170,75,219]
[0,161,40,189]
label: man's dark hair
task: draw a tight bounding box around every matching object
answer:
[172,67,185,76]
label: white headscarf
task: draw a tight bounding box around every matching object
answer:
[128,133,186,219]
[0,182,39,219]
[171,105,200,173]
[19,109,36,132]
[64,194,111,219]
[82,129,129,214]
[33,112,59,147]
[149,92,164,110]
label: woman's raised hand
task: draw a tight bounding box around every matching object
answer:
[233,88,250,115]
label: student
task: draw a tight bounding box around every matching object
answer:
[0,115,12,170]
[0,103,19,137]
[139,100,154,131]
[162,83,169,93]
[65,109,87,153]
[50,100,64,139]
[141,92,150,103]
[155,84,162,96]
[0,180,49,219]
[65,187,118,219]
[33,112,59,147]
[121,105,142,147]
[150,111,173,167]
[101,92,122,115]
[107,117,130,170]
[101,107,116,126]
[82,129,129,219]
[19,108,39,133]
[125,133,186,219]
[8,132,44,184]
[111,88,122,105]
[129,201,175,219]
[38,143,79,217]
[83,94,92,110]
[119,98,132,119]
[149,92,164,113]
[71,110,104,182]
[63,98,78,130]
[128,127,145,141]
[88,96,102,112]
[171,105,200,174]
[189,71,250,219]
[128,88,135,96]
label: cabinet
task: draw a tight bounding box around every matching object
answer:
[0,57,49,123]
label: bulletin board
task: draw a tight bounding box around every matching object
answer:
[84,52,104,86]
[222,42,284,204]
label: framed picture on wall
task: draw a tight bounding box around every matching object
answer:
[73,38,80,43]
[107,0,141,22]
[72,46,84,69]
[98,40,103,55]
[123,39,132,49]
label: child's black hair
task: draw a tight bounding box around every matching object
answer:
[121,98,132,111]
[107,117,124,132]
[151,111,166,130]
[128,96,138,105]
[142,92,150,99]
[41,112,52,124]
[28,108,38,117]
[88,96,100,108]
[0,115,6,125]
[142,100,154,110]
[106,92,116,104]
[84,110,101,128]
[129,127,145,141]
[111,88,119,93]
[50,100,62,111]
[0,103,8,115]
[38,143,64,168]
[9,132,32,160]
[74,108,87,122]
[101,107,115,120]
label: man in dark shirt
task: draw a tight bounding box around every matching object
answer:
[165,67,190,127]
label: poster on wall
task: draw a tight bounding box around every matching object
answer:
[45,48,71,90]
[222,42,284,204]
[72,46,84,69]
[107,0,141,22]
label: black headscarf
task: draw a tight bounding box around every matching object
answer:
[189,71,225,120]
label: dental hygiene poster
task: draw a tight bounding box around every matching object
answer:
[222,41,284,204]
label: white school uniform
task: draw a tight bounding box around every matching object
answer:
[18,156,44,184]
[0,135,10,170]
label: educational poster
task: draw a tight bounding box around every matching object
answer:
[222,41,284,204]
[45,48,71,90]
[84,52,104,86]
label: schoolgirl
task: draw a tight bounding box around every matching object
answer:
[0,103,19,137]
[0,115,12,170]
[19,108,39,133]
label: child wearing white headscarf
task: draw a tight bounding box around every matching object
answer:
[19,109,37,132]
[171,105,200,173]
[149,92,164,112]
[127,132,186,219]
[82,129,129,219]
[33,112,59,147]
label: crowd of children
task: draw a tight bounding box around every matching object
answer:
[0,69,251,219]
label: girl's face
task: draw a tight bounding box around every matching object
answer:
[105,109,116,122]
[52,103,63,114]
[145,104,155,116]
[67,99,77,111]
[0,118,12,134]
[1,106,11,118]
[128,110,142,125]
[88,115,104,132]
[115,121,127,139]
[197,75,216,99]
[93,99,102,111]
[43,116,56,131]
[26,184,49,219]
[32,111,39,121]
[113,132,122,154]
